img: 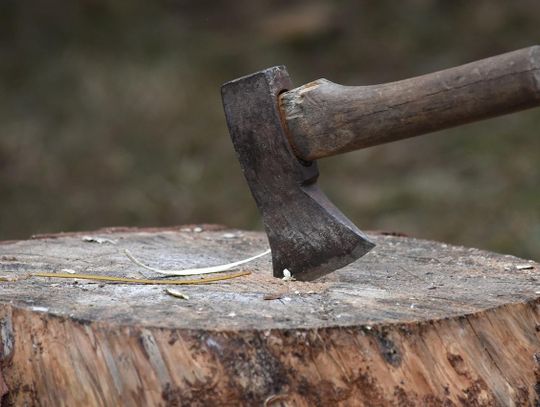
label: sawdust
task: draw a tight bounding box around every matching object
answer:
[227,264,329,295]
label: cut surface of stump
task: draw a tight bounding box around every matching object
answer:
[0,225,538,406]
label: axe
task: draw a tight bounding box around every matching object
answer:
[221,46,540,281]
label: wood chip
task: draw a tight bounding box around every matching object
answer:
[165,288,189,300]
[263,293,284,301]
[282,269,295,281]
[82,236,117,245]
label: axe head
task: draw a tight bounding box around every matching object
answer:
[221,66,374,281]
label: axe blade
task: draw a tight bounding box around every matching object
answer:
[221,66,374,281]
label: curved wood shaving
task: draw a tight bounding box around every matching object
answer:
[124,248,270,276]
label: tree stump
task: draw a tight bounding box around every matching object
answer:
[0,225,538,406]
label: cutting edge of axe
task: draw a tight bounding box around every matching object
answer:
[221,45,540,281]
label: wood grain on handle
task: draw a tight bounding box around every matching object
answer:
[280,46,540,161]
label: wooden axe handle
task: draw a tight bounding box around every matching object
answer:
[280,46,540,161]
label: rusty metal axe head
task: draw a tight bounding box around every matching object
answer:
[221,66,374,281]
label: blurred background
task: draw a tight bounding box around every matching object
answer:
[0,1,539,260]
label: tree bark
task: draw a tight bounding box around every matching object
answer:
[0,225,538,406]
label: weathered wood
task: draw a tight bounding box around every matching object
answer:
[0,225,538,405]
[280,46,540,160]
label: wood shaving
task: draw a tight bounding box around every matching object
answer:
[82,236,117,245]
[124,248,270,276]
[30,271,250,285]
[165,288,189,299]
